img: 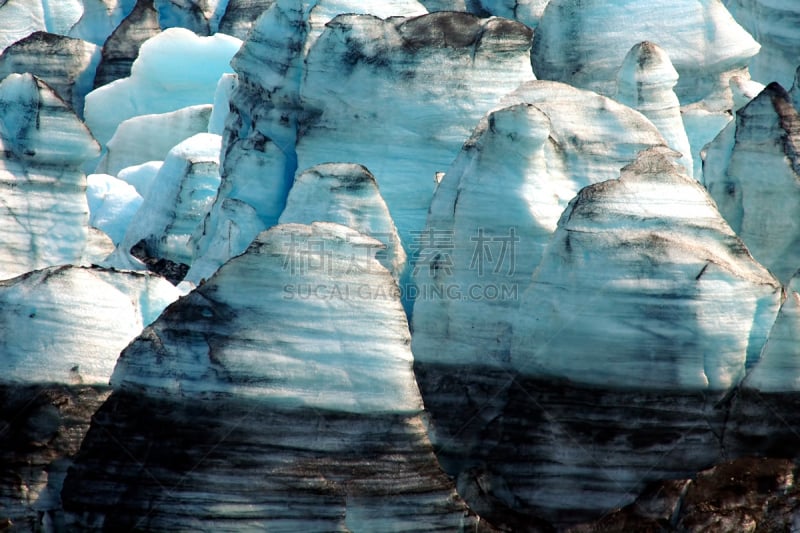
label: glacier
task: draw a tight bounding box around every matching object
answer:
[2,0,800,531]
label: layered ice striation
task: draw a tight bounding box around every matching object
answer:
[297,12,535,250]
[413,81,666,369]
[91,0,161,88]
[279,163,406,281]
[113,132,222,270]
[0,264,179,527]
[0,32,100,117]
[616,41,694,176]
[62,223,477,530]
[113,223,421,411]
[417,148,782,526]
[190,1,430,282]
[703,82,800,284]
[195,7,533,282]
[512,147,781,390]
[723,0,800,88]
[83,27,241,145]
[532,0,760,109]
[0,73,100,280]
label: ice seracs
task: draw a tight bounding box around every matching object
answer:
[113,132,222,270]
[532,0,760,109]
[297,12,535,249]
[0,73,100,280]
[62,223,477,530]
[95,103,213,175]
[412,81,667,369]
[83,27,241,145]
[723,0,800,88]
[0,266,180,386]
[195,8,534,283]
[512,147,781,390]
[91,0,161,88]
[278,163,406,281]
[703,82,800,284]
[0,32,100,116]
[616,41,693,176]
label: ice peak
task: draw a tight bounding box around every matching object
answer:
[512,146,781,390]
[618,41,679,87]
[0,72,99,165]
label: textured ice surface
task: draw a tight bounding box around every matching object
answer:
[0,266,180,385]
[195,8,532,283]
[0,32,100,117]
[84,28,241,145]
[0,73,100,280]
[116,132,221,267]
[68,0,138,46]
[477,0,550,29]
[298,13,535,252]
[616,41,693,176]
[91,0,160,88]
[413,81,666,368]
[532,0,760,109]
[703,82,800,283]
[86,172,143,244]
[95,104,213,175]
[113,222,423,413]
[724,0,800,88]
[279,163,406,281]
[745,290,800,392]
[512,147,781,390]
[208,72,235,135]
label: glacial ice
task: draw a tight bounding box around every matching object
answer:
[0,73,99,280]
[0,266,180,386]
[86,172,143,245]
[114,132,221,267]
[745,289,800,392]
[297,12,535,251]
[90,0,160,88]
[2,1,800,529]
[0,32,101,117]
[724,0,800,88]
[115,159,162,197]
[413,81,666,368]
[532,0,760,109]
[83,27,241,145]
[278,163,407,281]
[95,103,213,175]
[113,222,423,413]
[512,147,782,390]
[616,41,694,176]
[194,8,534,283]
[703,82,800,283]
